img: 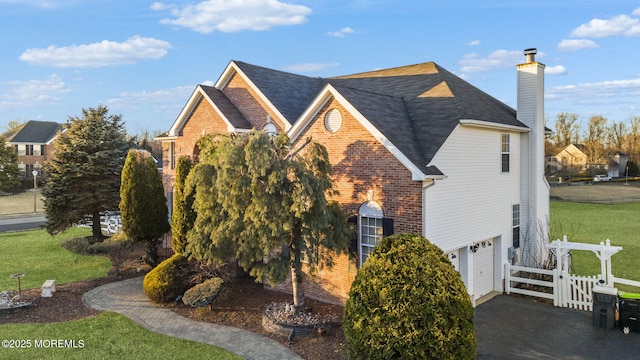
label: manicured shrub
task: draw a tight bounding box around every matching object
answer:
[182,277,224,308]
[60,237,91,255]
[343,233,476,360]
[143,253,192,303]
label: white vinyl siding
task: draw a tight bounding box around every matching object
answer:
[426,126,520,251]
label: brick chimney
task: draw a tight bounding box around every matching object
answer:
[517,48,550,266]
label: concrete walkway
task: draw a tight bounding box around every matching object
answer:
[82,277,302,360]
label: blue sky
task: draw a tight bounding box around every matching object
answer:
[1,0,639,135]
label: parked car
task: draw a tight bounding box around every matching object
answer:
[593,175,612,182]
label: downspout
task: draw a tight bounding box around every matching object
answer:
[422,179,437,238]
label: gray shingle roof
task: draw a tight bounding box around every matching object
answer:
[224,61,526,177]
[3,120,62,143]
[234,61,326,122]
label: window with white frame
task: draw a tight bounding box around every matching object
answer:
[512,204,520,248]
[170,142,176,170]
[360,216,383,265]
[501,133,510,173]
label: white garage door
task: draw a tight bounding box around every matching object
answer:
[473,240,494,300]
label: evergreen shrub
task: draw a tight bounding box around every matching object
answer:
[343,233,476,360]
[143,253,192,303]
[182,277,224,307]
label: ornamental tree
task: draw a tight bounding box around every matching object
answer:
[42,106,132,238]
[343,233,476,359]
[171,156,194,254]
[120,149,170,266]
[0,136,20,193]
[185,131,353,310]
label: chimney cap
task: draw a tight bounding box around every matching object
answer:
[524,48,537,55]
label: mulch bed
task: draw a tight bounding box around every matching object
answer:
[0,264,348,360]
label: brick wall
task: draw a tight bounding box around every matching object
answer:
[223,73,286,132]
[270,98,424,304]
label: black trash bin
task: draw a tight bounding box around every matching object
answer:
[619,291,640,333]
[592,285,617,329]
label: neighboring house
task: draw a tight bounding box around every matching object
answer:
[607,151,628,178]
[555,144,588,174]
[553,144,628,178]
[157,48,549,305]
[2,120,63,181]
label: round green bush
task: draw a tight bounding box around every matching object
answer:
[343,233,476,360]
[182,277,224,307]
[143,253,192,303]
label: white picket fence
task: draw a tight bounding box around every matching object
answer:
[505,263,602,311]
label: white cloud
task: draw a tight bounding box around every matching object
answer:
[547,78,640,102]
[466,40,480,46]
[108,85,194,106]
[327,27,355,37]
[0,0,74,8]
[19,36,171,68]
[557,39,599,51]
[155,0,311,33]
[545,65,567,76]
[570,14,640,38]
[634,8,640,16]
[150,2,172,11]
[282,63,339,73]
[458,49,522,73]
[0,74,70,110]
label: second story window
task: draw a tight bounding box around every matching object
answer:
[501,133,510,173]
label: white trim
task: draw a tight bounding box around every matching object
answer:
[459,119,529,133]
[168,85,241,137]
[288,84,429,181]
[215,61,292,131]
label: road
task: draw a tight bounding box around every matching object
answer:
[0,214,46,232]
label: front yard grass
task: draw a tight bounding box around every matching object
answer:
[551,200,640,289]
[0,312,241,360]
[0,227,111,290]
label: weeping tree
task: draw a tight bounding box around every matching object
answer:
[120,149,170,266]
[43,106,132,238]
[171,156,195,254]
[185,131,353,310]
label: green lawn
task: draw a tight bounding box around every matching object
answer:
[0,227,111,290]
[550,201,640,285]
[0,312,241,360]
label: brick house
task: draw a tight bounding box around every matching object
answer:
[157,48,549,305]
[2,120,63,182]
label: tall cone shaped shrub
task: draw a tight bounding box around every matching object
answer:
[343,233,476,359]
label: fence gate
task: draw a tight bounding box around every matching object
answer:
[505,237,640,312]
[561,273,599,311]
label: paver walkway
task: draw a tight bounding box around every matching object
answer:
[82,277,302,360]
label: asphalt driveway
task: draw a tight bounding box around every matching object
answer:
[476,295,640,359]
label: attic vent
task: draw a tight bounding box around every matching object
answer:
[324,109,342,133]
[419,81,454,98]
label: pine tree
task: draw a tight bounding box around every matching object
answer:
[171,156,194,254]
[185,131,353,310]
[42,106,132,238]
[120,149,170,266]
[0,136,20,193]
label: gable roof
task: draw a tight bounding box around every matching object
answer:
[3,120,62,144]
[178,60,528,179]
